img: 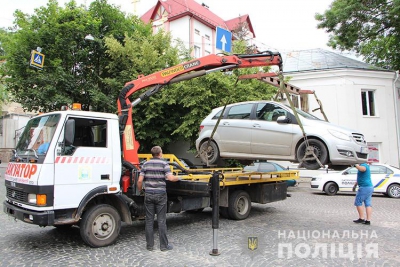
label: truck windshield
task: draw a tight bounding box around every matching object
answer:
[16,114,61,155]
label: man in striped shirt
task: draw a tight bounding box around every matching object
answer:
[137,146,180,251]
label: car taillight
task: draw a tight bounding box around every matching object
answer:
[199,125,204,132]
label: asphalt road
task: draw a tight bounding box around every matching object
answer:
[1,165,400,266]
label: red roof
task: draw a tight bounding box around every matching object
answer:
[225,14,255,38]
[141,0,254,36]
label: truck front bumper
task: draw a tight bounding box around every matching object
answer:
[3,200,55,226]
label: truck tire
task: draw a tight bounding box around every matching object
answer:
[199,140,220,165]
[324,182,338,196]
[228,190,251,220]
[80,204,121,247]
[387,184,400,198]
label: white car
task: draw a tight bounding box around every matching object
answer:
[196,100,369,170]
[310,164,400,198]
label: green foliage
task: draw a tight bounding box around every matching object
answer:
[1,0,279,155]
[1,0,137,112]
[315,0,400,69]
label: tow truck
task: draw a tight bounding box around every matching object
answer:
[3,51,299,248]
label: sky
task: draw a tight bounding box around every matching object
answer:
[0,0,335,53]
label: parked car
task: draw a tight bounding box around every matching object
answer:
[195,100,369,170]
[310,163,400,198]
[243,161,298,187]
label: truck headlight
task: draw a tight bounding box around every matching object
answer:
[28,194,37,204]
[28,194,47,205]
[328,129,350,141]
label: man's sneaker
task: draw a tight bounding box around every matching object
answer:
[353,218,365,223]
[161,244,173,251]
[146,246,154,251]
[363,220,371,225]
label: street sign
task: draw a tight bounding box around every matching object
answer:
[30,50,45,69]
[216,27,232,53]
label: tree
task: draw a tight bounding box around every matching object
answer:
[315,0,400,70]
[1,0,138,112]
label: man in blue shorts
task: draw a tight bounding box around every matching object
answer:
[352,163,373,225]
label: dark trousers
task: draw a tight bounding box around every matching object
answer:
[144,192,168,249]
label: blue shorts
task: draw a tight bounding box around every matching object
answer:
[354,187,374,207]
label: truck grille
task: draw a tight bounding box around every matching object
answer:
[6,188,28,203]
[352,133,366,145]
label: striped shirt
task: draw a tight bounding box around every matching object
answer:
[140,158,172,194]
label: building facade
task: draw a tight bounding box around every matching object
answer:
[141,0,256,57]
[283,49,400,167]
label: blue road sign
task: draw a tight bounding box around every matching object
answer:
[216,27,232,53]
[30,50,45,69]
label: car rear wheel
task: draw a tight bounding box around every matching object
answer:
[324,182,338,196]
[387,184,400,198]
[296,139,328,170]
[199,140,220,165]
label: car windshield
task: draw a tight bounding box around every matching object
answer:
[286,105,321,120]
[16,114,61,156]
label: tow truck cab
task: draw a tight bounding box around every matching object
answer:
[4,110,122,226]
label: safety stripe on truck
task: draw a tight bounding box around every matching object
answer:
[55,156,109,164]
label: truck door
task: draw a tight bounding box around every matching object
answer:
[53,116,113,209]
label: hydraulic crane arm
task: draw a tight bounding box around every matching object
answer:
[117,51,283,166]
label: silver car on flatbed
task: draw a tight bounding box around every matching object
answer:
[196,101,369,170]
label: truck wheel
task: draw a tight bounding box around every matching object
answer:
[387,184,400,198]
[296,139,328,170]
[199,140,220,165]
[80,204,121,247]
[228,190,251,220]
[324,182,338,196]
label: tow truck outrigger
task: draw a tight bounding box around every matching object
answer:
[4,51,299,248]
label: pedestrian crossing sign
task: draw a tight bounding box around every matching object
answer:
[30,50,45,69]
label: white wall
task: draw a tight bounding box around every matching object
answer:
[169,17,190,48]
[286,69,400,167]
[0,114,32,148]
[168,16,222,56]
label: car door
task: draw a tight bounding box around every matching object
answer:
[216,103,254,154]
[339,167,358,190]
[370,165,393,192]
[251,102,295,156]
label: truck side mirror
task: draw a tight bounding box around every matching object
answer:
[64,119,75,146]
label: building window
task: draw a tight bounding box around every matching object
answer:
[205,50,210,55]
[205,34,210,40]
[194,46,200,58]
[361,90,376,116]
[195,29,200,35]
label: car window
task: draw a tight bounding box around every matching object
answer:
[226,103,253,119]
[370,165,393,174]
[256,103,287,122]
[258,163,276,172]
[347,167,358,174]
[212,110,223,120]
